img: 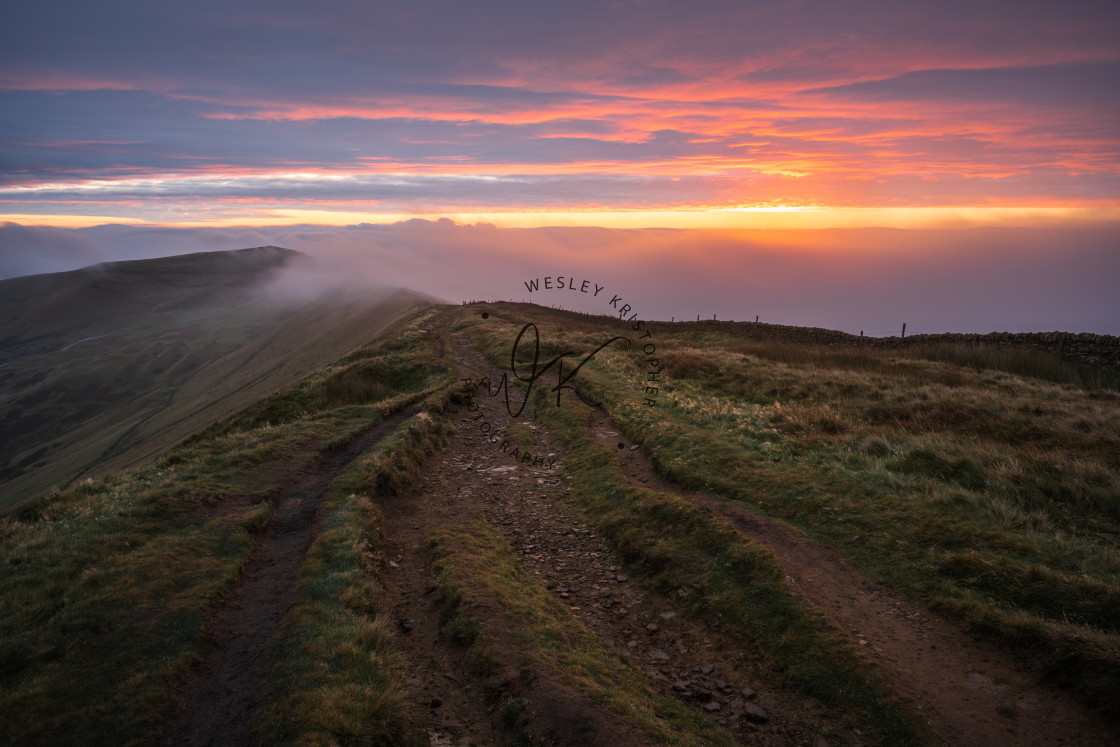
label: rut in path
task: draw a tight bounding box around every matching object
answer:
[161,405,419,747]
[588,407,1119,747]
[434,335,848,744]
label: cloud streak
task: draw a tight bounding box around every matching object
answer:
[2,0,1117,223]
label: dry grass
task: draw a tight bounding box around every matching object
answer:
[461,303,1120,716]
[646,335,1120,712]
[429,522,740,746]
[0,307,455,745]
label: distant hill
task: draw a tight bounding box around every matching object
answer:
[0,246,431,512]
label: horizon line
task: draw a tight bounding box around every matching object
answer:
[4,206,1120,231]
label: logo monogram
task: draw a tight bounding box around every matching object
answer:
[484,323,631,417]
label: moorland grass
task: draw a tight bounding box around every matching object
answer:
[0,307,454,744]
[664,333,1119,392]
[253,396,454,745]
[194,332,454,439]
[459,304,1120,715]
[0,277,431,513]
[636,344,1120,712]
[457,307,929,745]
[0,423,305,744]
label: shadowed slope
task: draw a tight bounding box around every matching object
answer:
[0,247,431,512]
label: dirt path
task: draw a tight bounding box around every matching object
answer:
[372,334,862,745]
[156,316,1116,745]
[160,405,419,747]
[379,452,656,746]
[375,470,508,746]
[375,337,657,745]
[590,407,1118,747]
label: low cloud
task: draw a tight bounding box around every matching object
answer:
[2,220,1118,335]
[0,222,112,277]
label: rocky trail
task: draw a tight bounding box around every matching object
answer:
[374,337,661,745]
[155,319,1116,746]
[370,335,869,745]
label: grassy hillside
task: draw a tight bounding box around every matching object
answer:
[460,303,1120,714]
[0,305,455,744]
[0,247,431,512]
[2,299,1116,745]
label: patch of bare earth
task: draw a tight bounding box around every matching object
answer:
[378,482,652,747]
[157,407,418,746]
[589,406,1118,747]
[373,335,855,745]
[374,475,507,747]
[376,343,652,745]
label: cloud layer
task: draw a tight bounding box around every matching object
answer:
[3,221,1117,335]
[2,0,1118,223]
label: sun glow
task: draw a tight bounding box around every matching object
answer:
[5,206,1117,230]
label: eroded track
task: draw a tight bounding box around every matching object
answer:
[161,407,418,746]
[590,407,1118,747]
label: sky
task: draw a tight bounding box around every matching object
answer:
[1,0,1118,333]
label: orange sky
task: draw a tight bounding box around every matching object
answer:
[2,1,1117,229]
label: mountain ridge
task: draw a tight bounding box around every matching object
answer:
[2,300,1116,744]
[0,246,430,511]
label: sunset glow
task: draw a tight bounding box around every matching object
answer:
[2,1,1118,333]
[2,1,1117,228]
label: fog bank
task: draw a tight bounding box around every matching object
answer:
[2,220,1117,335]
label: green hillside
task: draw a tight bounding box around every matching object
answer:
[0,247,431,512]
[1,299,1116,746]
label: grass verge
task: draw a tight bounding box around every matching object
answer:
[253,404,452,745]
[429,522,738,746]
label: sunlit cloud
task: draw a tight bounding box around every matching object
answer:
[0,0,1116,226]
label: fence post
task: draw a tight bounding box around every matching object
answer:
[901,323,907,338]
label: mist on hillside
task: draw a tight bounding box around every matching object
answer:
[3,220,1118,335]
[0,245,433,511]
